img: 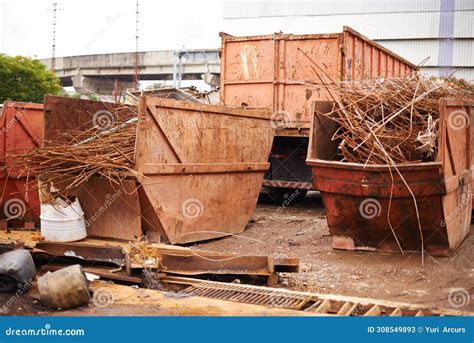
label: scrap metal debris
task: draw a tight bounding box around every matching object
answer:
[30,240,299,285]
[125,242,299,281]
[318,76,473,164]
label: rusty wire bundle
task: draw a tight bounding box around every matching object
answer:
[15,105,138,197]
[318,76,473,165]
[297,48,473,165]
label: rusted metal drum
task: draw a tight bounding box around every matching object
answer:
[38,264,90,310]
[306,99,473,256]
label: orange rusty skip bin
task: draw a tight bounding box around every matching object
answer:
[135,96,275,244]
[220,26,417,133]
[39,96,275,244]
[306,100,473,257]
[0,101,44,223]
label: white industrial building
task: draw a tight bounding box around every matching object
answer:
[222,0,474,81]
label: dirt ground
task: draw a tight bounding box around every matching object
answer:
[0,191,472,315]
[195,192,474,312]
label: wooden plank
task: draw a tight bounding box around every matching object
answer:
[364,305,381,316]
[337,302,358,316]
[390,308,403,316]
[314,299,332,314]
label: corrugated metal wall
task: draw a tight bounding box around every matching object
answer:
[223,0,474,81]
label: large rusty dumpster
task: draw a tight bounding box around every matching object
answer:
[306,99,473,257]
[220,26,416,130]
[33,96,274,244]
[0,101,44,224]
[41,96,142,241]
[220,26,417,197]
[136,96,275,244]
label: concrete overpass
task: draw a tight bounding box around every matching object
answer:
[41,49,220,94]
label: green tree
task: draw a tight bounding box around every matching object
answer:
[0,55,62,103]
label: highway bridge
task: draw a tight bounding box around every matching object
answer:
[41,49,220,94]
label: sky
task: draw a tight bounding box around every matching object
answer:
[0,0,224,59]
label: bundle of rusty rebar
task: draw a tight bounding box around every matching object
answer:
[14,108,138,197]
[319,76,473,164]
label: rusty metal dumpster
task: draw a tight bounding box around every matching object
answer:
[220,26,416,130]
[0,101,44,224]
[306,99,473,257]
[32,96,274,244]
[136,96,275,244]
[41,96,142,241]
[220,26,417,196]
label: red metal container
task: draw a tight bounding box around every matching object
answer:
[0,101,44,223]
[220,26,416,133]
[306,99,473,256]
[220,26,417,194]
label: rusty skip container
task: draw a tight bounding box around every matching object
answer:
[220,26,417,194]
[306,100,473,257]
[0,101,44,223]
[136,96,275,244]
[220,26,416,132]
[41,96,142,241]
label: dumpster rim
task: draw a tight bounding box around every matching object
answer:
[143,96,272,121]
[306,158,442,171]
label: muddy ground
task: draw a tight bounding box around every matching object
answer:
[194,192,474,312]
[0,192,472,315]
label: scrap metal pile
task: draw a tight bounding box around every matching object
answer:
[15,87,221,198]
[0,237,468,316]
[18,105,138,197]
[319,76,474,164]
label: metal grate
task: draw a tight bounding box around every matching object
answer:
[169,277,469,316]
[180,280,316,311]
